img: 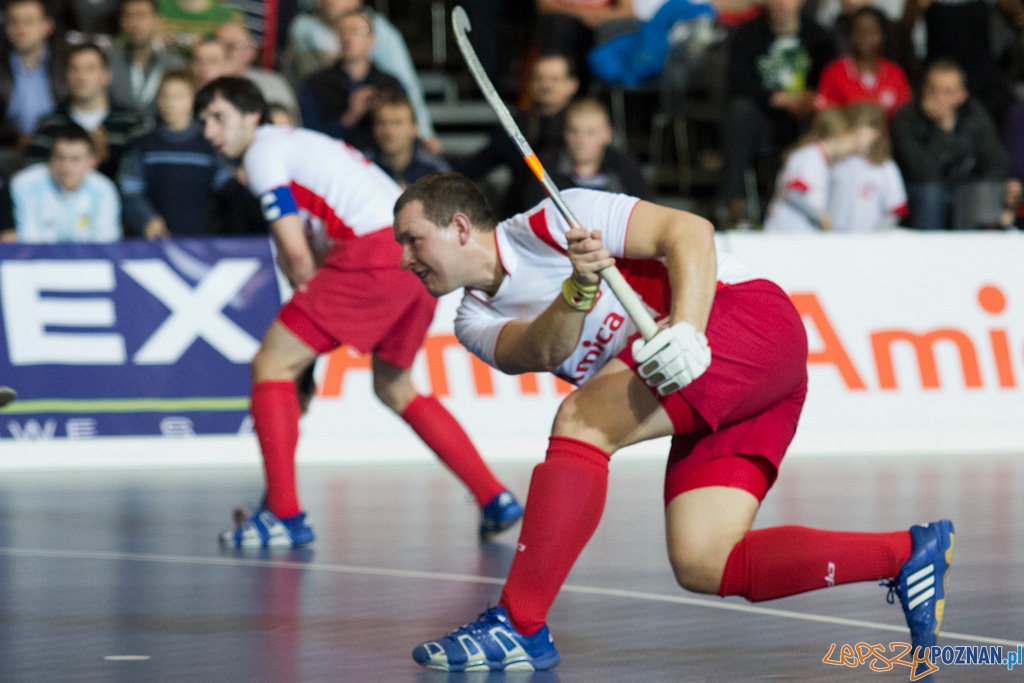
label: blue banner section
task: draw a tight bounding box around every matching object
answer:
[0,238,282,438]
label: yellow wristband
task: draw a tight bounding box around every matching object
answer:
[561,276,599,311]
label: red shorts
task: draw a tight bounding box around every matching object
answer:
[617,279,808,505]
[278,263,437,369]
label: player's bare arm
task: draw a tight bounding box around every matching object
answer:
[492,226,612,375]
[624,201,717,333]
[269,214,316,287]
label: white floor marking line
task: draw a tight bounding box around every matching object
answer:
[1,546,1018,648]
[103,655,151,661]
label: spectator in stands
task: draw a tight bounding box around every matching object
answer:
[189,35,230,88]
[120,69,233,239]
[815,7,911,119]
[829,102,907,232]
[892,59,1009,230]
[524,98,649,206]
[0,0,67,155]
[763,106,877,232]
[217,21,299,122]
[719,0,836,227]
[284,0,440,151]
[159,0,244,51]
[452,53,580,219]
[110,0,184,125]
[364,94,449,188]
[27,43,148,181]
[898,0,1024,117]
[12,123,121,243]
[299,9,404,150]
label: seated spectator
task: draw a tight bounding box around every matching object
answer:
[284,0,439,150]
[828,102,907,232]
[217,21,299,122]
[524,98,649,206]
[120,69,233,239]
[815,7,911,119]
[159,0,244,51]
[299,9,404,150]
[899,0,1022,117]
[892,59,1009,230]
[109,0,185,124]
[364,94,449,188]
[27,43,148,181]
[189,35,230,88]
[0,0,68,155]
[763,105,878,232]
[719,0,837,226]
[12,123,121,243]
[452,53,579,219]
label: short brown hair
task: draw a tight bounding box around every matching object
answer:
[373,93,415,122]
[395,173,497,232]
[159,68,196,93]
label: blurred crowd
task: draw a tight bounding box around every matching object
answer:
[1,0,1023,244]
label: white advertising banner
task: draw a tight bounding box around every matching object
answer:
[2,231,1021,468]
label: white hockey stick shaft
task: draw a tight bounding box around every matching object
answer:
[451,6,660,342]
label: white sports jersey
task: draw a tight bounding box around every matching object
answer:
[763,143,829,233]
[455,189,759,386]
[828,155,907,233]
[243,125,401,260]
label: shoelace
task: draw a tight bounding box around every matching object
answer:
[881,578,901,605]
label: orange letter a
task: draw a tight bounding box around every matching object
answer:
[791,293,867,390]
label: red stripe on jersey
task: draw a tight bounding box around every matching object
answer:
[289,182,357,241]
[785,178,810,193]
[617,258,671,318]
[618,258,729,319]
[528,208,567,255]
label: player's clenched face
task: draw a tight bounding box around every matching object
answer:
[198,94,260,159]
[393,200,466,297]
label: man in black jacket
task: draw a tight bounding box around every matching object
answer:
[892,59,1009,230]
[719,0,836,226]
[298,8,403,149]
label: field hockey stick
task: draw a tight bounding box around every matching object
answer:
[451,6,660,342]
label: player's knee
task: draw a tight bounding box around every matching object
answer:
[373,374,414,413]
[668,536,733,595]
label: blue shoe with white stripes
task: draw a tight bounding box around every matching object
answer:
[884,520,955,657]
[218,504,315,548]
[412,605,561,672]
[479,490,524,541]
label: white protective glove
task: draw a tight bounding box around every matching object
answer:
[631,321,712,396]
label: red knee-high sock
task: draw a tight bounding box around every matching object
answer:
[499,436,611,635]
[401,395,505,506]
[251,380,302,519]
[718,526,913,601]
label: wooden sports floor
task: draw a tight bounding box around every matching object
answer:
[0,452,1020,682]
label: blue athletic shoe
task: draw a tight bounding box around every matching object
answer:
[218,504,315,548]
[412,605,561,672]
[479,490,524,541]
[883,520,955,657]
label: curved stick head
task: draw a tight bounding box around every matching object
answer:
[452,5,471,37]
